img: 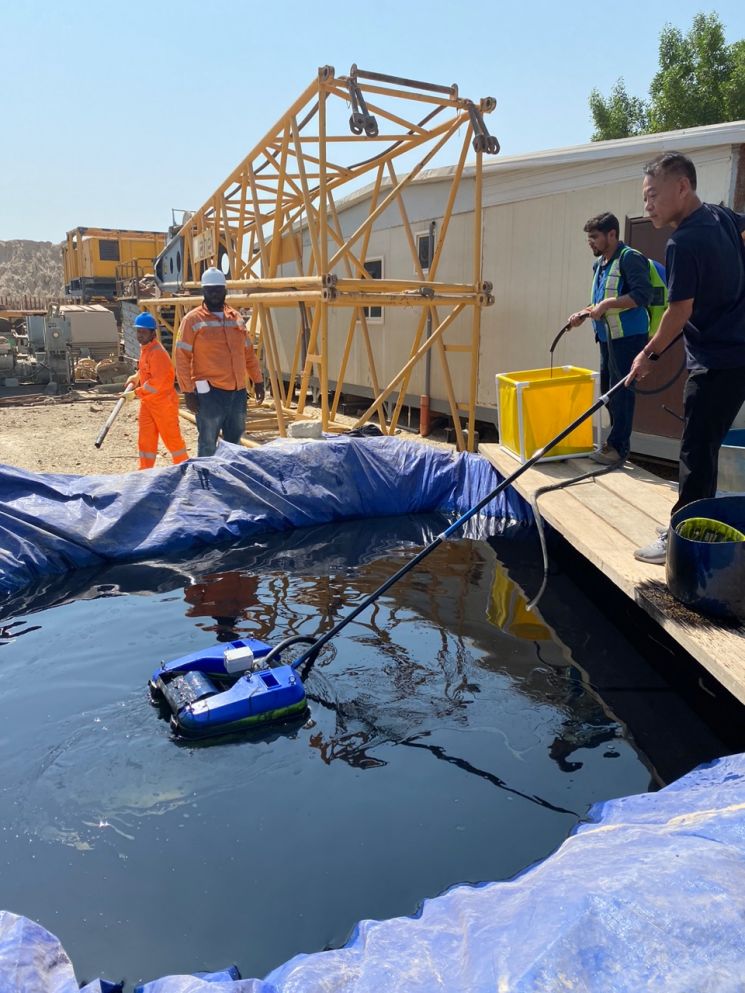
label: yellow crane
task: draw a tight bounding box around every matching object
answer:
[146,64,498,450]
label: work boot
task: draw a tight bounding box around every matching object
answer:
[634,526,669,565]
[589,443,623,466]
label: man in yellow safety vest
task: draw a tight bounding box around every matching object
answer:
[568,212,654,465]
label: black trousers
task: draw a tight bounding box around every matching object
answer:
[599,335,646,458]
[673,365,745,516]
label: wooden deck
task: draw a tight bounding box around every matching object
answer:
[480,444,745,706]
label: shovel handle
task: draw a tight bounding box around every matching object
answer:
[94,385,134,448]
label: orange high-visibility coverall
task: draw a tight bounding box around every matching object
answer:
[133,340,189,469]
[174,303,262,392]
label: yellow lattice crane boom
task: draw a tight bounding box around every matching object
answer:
[147,64,499,450]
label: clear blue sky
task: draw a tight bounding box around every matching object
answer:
[3,0,744,242]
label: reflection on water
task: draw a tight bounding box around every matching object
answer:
[0,516,729,984]
[183,571,261,641]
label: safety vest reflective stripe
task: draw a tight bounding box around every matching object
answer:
[176,340,192,352]
[192,319,243,332]
[601,257,625,340]
[175,304,260,391]
[139,450,157,459]
[143,382,158,394]
[171,448,188,458]
[596,247,658,340]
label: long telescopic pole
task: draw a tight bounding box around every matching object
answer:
[290,377,626,670]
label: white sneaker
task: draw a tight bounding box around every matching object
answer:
[634,526,669,565]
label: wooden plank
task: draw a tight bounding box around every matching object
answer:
[483,446,675,533]
[592,463,677,526]
[480,444,745,706]
[544,477,665,549]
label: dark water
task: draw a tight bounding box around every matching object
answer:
[0,517,730,987]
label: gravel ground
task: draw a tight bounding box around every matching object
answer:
[0,390,455,476]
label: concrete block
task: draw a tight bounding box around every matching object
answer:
[288,420,323,439]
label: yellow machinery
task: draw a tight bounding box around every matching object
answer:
[63,227,166,303]
[146,64,499,450]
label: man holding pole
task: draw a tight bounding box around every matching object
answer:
[627,151,745,564]
[122,312,189,469]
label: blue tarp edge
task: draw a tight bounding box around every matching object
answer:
[0,436,531,599]
[4,753,745,991]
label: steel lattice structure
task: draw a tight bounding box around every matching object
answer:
[146,64,498,450]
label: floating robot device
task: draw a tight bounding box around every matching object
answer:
[149,638,308,738]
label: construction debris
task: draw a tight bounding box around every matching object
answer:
[95,354,136,385]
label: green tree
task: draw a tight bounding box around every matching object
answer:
[589,79,649,140]
[590,12,745,140]
[724,39,745,119]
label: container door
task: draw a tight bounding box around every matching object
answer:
[625,216,685,456]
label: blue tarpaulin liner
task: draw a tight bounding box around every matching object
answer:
[0,436,530,600]
[0,514,480,622]
[5,752,745,992]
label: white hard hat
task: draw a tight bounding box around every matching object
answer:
[201,267,227,288]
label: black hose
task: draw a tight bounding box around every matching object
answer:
[527,463,619,611]
[556,317,686,396]
[261,634,318,666]
[526,330,686,611]
[606,333,686,397]
[289,376,635,673]
[631,359,686,396]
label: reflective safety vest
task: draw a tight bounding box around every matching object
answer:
[594,247,667,339]
[647,258,668,335]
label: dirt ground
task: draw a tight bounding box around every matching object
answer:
[0,392,199,476]
[0,389,455,476]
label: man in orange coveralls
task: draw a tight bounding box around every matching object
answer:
[122,312,189,469]
[175,267,265,457]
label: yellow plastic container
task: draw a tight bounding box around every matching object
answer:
[496,366,599,463]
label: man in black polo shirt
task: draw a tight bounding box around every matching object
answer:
[627,151,745,564]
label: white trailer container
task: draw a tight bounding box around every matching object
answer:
[275,120,745,458]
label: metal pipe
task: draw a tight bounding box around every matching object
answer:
[94,384,134,448]
[420,221,437,437]
[349,65,457,98]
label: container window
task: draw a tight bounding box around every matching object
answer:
[362,258,383,322]
[417,232,433,272]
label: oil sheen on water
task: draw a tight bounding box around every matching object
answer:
[0,516,728,985]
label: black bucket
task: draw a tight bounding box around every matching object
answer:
[667,494,745,620]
